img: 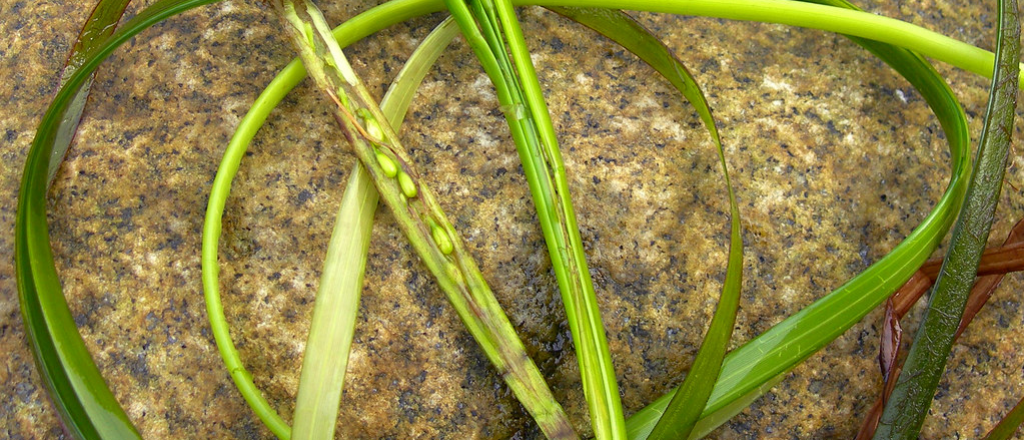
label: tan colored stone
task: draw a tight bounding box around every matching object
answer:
[2,0,1022,438]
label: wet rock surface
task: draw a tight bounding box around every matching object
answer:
[2,0,1022,438]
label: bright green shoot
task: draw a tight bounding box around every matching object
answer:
[556,9,745,440]
[441,0,626,437]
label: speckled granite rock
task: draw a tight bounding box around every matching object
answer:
[2,0,1023,438]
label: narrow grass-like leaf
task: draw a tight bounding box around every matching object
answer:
[290,18,459,440]
[873,0,1020,435]
[290,164,377,440]
[649,258,743,440]
[543,8,745,439]
[496,4,629,437]
[441,1,625,437]
[16,1,218,438]
[267,1,576,437]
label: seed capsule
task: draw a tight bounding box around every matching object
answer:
[432,226,454,255]
[366,118,385,142]
[356,108,386,142]
[376,151,398,177]
[397,171,417,198]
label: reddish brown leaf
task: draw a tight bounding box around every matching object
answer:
[955,219,1024,337]
[920,218,1024,279]
[890,271,932,318]
[858,217,1024,438]
[879,298,903,393]
[920,242,1024,279]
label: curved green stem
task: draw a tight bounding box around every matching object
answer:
[539,0,1023,88]
[205,0,977,437]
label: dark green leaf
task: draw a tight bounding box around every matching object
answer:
[873,0,1020,436]
[16,1,220,438]
[984,396,1024,440]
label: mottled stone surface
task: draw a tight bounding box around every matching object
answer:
[2,0,1023,438]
